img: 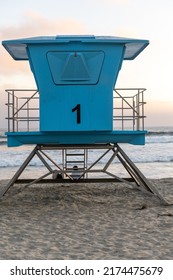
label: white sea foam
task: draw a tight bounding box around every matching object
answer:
[0,127,173,178]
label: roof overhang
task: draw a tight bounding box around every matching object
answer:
[2,35,149,61]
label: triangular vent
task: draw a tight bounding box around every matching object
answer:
[61,53,90,81]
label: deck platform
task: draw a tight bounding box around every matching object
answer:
[6,130,146,147]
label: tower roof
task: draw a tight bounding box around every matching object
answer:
[2,35,149,61]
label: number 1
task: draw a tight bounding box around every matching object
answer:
[72,104,81,124]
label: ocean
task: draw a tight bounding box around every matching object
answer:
[0,127,173,180]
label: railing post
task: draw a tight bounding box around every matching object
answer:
[121,97,124,130]
[16,95,19,132]
[7,91,10,132]
[142,90,144,130]
[133,98,135,130]
[136,91,140,130]
[113,88,146,131]
[12,90,15,132]
[27,97,29,132]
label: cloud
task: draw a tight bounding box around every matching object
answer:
[0,11,87,82]
[0,11,87,123]
[0,10,86,39]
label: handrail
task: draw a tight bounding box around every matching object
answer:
[5,89,39,132]
[113,88,146,130]
[5,88,146,132]
[114,89,138,115]
[13,90,38,116]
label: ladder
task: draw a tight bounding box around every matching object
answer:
[62,148,88,179]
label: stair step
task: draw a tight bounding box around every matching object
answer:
[65,167,85,171]
[63,148,88,179]
[66,160,85,163]
[66,153,85,156]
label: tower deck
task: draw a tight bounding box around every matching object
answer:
[5,88,147,147]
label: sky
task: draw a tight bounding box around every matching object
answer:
[0,0,173,128]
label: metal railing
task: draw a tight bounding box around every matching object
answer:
[5,88,146,132]
[113,88,146,130]
[5,89,39,132]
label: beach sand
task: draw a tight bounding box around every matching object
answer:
[0,179,173,260]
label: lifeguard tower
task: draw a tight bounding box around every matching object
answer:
[0,35,167,204]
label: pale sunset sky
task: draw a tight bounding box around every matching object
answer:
[0,0,173,128]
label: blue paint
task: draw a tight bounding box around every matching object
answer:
[2,35,149,146]
[27,42,125,132]
[6,131,146,147]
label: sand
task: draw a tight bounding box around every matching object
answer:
[0,178,173,260]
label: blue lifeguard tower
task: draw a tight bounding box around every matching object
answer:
[0,35,167,204]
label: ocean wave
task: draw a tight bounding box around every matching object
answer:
[0,154,173,168]
[147,130,173,136]
[0,128,173,165]
[145,128,173,143]
[146,136,173,144]
[0,133,7,146]
[0,141,7,145]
